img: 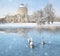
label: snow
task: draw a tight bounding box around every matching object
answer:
[0,23,37,29]
[0,22,60,29]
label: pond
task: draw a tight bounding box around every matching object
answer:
[0,29,60,56]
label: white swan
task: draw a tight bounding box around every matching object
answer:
[28,38,34,48]
[41,37,45,45]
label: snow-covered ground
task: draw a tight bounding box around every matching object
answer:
[45,22,60,26]
[0,23,37,29]
[43,22,60,27]
[0,22,60,29]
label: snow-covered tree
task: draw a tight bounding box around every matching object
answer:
[44,4,55,24]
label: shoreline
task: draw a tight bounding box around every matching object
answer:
[0,22,60,30]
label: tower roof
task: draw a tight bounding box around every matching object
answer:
[20,4,25,7]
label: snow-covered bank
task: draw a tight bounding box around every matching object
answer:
[0,22,60,29]
[0,23,37,29]
[45,22,60,26]
[0,31,6,33]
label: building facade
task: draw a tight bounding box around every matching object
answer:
[4,4,28,23]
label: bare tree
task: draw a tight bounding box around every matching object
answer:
[32,9,45,24]
[44,4,55,24]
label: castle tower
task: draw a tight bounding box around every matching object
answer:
[17,4,28,19]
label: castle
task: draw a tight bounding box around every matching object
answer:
[6,4,28,23]
[0,4,29,23]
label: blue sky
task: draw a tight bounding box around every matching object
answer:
[0,0,60,18]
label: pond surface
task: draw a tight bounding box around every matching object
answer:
[0,29,60,56]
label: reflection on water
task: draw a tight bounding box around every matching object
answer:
[0,29,60,56]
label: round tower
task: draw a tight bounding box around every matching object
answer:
[17,4,28,18]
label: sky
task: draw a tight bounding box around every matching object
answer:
[0,0,60,18]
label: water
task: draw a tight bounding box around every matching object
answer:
[0,29,60,56]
